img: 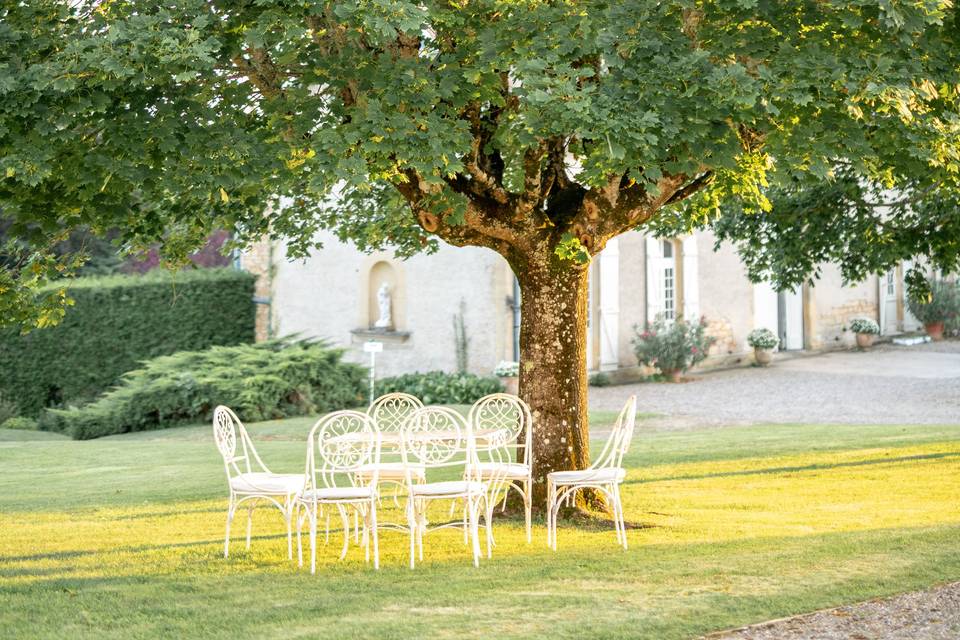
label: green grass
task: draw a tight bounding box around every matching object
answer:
[1,413,959,639]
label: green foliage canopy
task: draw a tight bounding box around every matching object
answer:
[2,1,959,327]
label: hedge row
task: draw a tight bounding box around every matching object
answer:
[376,371,503,405]
[0,268,256,416]
[42,339,368,439]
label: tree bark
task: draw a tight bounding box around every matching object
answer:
[509,248,594,511]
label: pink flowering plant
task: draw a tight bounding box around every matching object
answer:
[632,317,716,374]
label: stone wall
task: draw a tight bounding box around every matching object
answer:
[239,237,274,342]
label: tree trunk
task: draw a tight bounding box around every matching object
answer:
[511,250,594,511]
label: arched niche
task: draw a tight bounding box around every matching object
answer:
[366,260,405,331]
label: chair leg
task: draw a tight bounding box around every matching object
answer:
[484,498,493,559]
[354,509,360,544]
[309,506,317,575]
[285,498,293,560]
[523,480,532,544]
[363,506,370,564]
[546,480,554,549]
[245,504,254,550]
[224,499,235,558]
[296,504,304,568]
[407,500,417,570]
[336,505,350,560]
[614,485,628,549]
[469,498,481,568]
[371,500,380,571]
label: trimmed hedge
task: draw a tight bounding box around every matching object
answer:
[376,371,503,405]
[42,339,368,440]
[0,268,256,416]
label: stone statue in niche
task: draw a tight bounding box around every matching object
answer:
[374,282,393,329]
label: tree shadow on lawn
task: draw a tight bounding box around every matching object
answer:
[622,451,960,486]
[3,525,960,640]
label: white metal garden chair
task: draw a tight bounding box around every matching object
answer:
[295,410,381,573]
[546,395,637,550]
[359,392,426,486]
[467,393,534,543]
[400,406,491,569]
[212,405,305,559]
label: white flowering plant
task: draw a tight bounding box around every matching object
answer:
[849,317,880,335]
[747,328,779,350]
[493,360,519,377]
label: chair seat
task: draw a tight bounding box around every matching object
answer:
[354,462,426,480]
[411,480,487,497]
[230,472,305,495]
[473,462,530,479]
[548,468,626,485]
[299,485,376,501]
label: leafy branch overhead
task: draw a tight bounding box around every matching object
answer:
[1,1,959,326]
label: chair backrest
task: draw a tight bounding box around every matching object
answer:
[306,410,380,491]
[367,392,424,432]
[212,405,272,479]
[467,393,533,470]
[590,395,637,470]
[400,406,479,485]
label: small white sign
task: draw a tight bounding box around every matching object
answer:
[363,341,384,353]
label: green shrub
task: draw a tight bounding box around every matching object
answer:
[376,371,502,405]
[0,393,18,426]
[907,278,960,325]
[0,268,256,416]
[1,416,38,430]
[632,317,717,373]
[42,339,367,440]
[589,372,612,387]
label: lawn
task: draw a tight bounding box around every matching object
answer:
[1,413,959,639]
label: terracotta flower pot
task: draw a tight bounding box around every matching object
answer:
[660,368,683,383]
[501,375,519,395]
[855,333,876,349]
[925,322,945,341]
[754,348,774,367]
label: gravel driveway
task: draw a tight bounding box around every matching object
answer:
[590,342,960,427]
[703,582,960,640]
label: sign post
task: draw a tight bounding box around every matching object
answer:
[363,341,383,401]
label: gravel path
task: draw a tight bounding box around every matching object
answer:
[704,582,960,640]
[590,342,960,428]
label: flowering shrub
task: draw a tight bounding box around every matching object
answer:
[849,317,880,335]
[747,328,779,350]
[907,278,960,325]
[632,317,716,373]
[493,360,519,377]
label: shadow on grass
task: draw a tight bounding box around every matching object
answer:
[624,451,960,485]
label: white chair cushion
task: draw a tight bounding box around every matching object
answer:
[411,480,487,497]
[230,472,306,494]
[354,462,426,480]
[548,468,626,484]
[473,462,530,479]
[299,485,376,501]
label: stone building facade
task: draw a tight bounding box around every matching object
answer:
[240,229,921,379]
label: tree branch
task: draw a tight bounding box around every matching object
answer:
[664,171,714,205]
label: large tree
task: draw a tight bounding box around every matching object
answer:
[2,1,959,503]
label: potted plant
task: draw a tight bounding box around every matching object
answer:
[494,360,520,394]
[849,317,880,349]
[632,317,716,382]
[907,278,960,341]
[746,328,779,366]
